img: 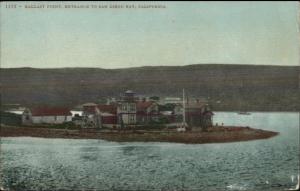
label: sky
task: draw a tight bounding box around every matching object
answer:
[1,1,299,68]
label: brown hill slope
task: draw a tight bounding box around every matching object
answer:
[0,64,299,111]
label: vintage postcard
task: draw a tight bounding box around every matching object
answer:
[0,1,299,191]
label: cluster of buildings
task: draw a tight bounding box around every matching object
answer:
[1,90,214,129]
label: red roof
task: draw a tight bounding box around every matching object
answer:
[136,101,155,111]
[97,104,117,114]
[31,107,72,116]
[101,115,117,124]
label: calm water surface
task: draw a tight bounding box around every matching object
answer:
[0,112,299,190]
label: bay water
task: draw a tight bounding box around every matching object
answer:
[0,112,299,190]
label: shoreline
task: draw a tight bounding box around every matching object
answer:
[0,126,279,144]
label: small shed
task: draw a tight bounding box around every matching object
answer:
[4,107,32,125]
[0,111,22,126]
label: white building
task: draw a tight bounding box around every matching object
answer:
[117,90,137,127]
[70,110,83,117]
[30,107,72,124]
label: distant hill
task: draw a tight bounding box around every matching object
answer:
[0,64,299,111]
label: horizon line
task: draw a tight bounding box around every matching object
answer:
[1,63,299,70]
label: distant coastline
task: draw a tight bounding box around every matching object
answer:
[1,64,299,111]
[0,126,279,144]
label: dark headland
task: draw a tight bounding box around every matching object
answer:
[0,126,279,144]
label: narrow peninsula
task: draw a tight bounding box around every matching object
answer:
[0,126,278,144]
